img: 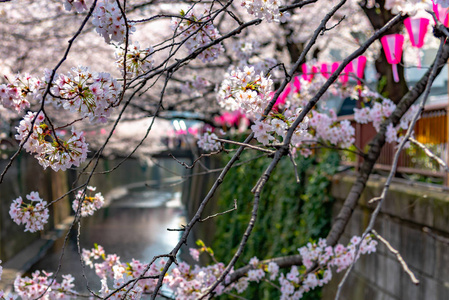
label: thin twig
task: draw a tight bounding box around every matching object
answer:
[214,138,276,154]
[200,199,237,222]
[372,230,419,285]
[409,137,449,172]
[169,150,222,169]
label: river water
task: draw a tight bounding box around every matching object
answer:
[29,180,186,295]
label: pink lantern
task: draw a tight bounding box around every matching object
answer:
[273,84,291,110]
[320,63,331,79]
[301,64,317,82]
[214,115,225,126]
[433,3,449,27]
[340,62,353,85]
[331,62,339,74]
[188,127,199,135]
[292,76,301,93]
[380,34,404,83]
[404,17,429,68]
[330,62,351,85]
[352,56,367,84]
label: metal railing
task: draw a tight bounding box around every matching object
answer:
[339,102,449,184]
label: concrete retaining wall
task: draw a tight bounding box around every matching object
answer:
[323,173,449,300]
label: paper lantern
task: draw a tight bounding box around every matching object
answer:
[321,63,331,79]
[340,62,353,85]
[380,34,404,83]
[433,3,449,27]
[331,62,339,74]
[352,56,367,84]
[292,76,301,93]
[329,62,351,85]
[276,84,291,108]
[301,64,317,82]
[404,17,429,68]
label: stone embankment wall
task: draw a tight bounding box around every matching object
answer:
[323,173,449,300]
[181,156,222,250]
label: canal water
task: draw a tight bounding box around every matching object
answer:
[29,159,188,295]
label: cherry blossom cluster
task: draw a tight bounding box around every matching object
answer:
[15,111,89,171]
[171,6,224,63]
[232,40,260,62]
[51,66,121,124]
[81,245,166,298]
[0,73,46,113]
[162,235,376,299]
[72,186,105,217]
[13,270,75,300]
[214,65,361,153]
[115,42,154,79]
[309,110,355,148]
[0,291,15,300]
[64,0,92,13]
[354,99,419,144]
[91,0,136,44]
[250,109,311,147]
[197,128,224,152]
[354,99,396,129]
[217,66,273,119]
[385,0,432,15]
[11,234,377,299]
[9,191,49,233]
[181,76,211,98]
[240,0,289,23]
[276,235,377,298]
[0,67,120,124]
[167,261,228,298]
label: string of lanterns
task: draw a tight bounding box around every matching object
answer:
[293,4,448,88]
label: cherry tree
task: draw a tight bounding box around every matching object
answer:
[0,0,448,299]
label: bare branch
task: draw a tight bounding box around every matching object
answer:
[200,199,238,222]
[372,230,419,285]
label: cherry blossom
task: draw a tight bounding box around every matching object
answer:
[9,191,49,233]
[15,111,89,171]
[217,66,274,119]
[52,66,121,124]
[72,186,105,217]
[64,0,92,13]
[197,128,223,152]
[171,5,224,63]
[181,76,211,98]
[91,0,136,44]
[14,271,75,300]
[189,248,200,262]
[240,0,290,23]
[0,73,46,113]
[354,99,419,145]
[10,233,377,299]
[115,42,154,78]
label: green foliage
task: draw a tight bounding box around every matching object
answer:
[378,75,388,98]
[212,150,340,299]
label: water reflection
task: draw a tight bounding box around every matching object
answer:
[30,186,185,295]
